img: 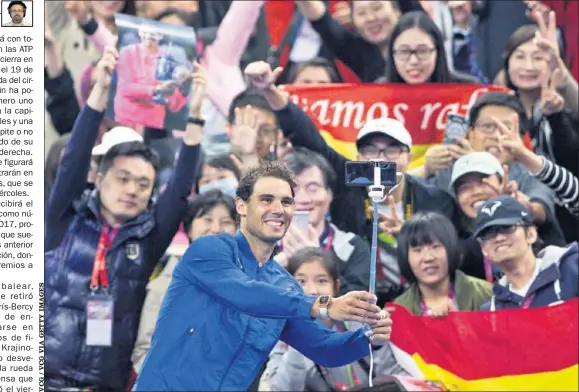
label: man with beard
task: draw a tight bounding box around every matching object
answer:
[3,1,31,26]
[135,161,395,391]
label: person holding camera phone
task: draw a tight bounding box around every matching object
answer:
[134,161,394,391]
[243,61,460,306]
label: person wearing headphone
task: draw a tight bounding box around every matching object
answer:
[3,0,31,26]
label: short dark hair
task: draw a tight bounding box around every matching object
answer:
[97,141,160,176]
[204,154,242,179]
[236,161,296,201]
[287,57,340,84]
[283,147,337,191]
[153,7,194,25]
[183,189,236,235]
[227,88,275,124]
[467,92,526,127]
[503,25,539,91]
[386,11,452,83]
[351,0,400,14]
[287,247,340,289]
[396,212,462,284]
[8,1,26,13]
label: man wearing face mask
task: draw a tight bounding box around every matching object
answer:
[243,61,460,306]
[196,154,242,198]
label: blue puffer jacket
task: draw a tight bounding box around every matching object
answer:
[45,197,156,389]
[44,106,200,390]
[134,232,371,391]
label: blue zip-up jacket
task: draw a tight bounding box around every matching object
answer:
[135,232,371,391]
[44,105,200,390]
[481,242,578,310]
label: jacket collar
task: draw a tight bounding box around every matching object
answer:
[492,263,560,301]
[74,190,155,243]
[235,231,275,270]
[404,270,474,315]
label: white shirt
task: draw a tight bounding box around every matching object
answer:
[3,20,32,26]
[510,262,541,298]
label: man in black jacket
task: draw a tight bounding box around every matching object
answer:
[244,61,460,305]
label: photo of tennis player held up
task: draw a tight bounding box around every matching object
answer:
[106,14,198,131]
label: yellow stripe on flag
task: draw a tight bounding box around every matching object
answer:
[319,130,433,169]
[412,354,579,391]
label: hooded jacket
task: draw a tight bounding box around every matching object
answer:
[482,242,578,310]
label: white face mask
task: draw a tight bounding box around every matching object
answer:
[199,177,238,199]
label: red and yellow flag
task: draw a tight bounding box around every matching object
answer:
[388,299,579,391]
[285,84,507,168]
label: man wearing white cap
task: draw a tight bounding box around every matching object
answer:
[450,151,567,282]
[244,61,460,305]
[92,126,144,156]
[87,127,144,186]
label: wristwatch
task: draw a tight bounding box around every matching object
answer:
[188,117,206,126]
[318,295,331,319]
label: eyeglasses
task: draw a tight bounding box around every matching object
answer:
[392,47,436,62]
[358,145,408,160]
[474,120,514,134]
[478,225,520,242]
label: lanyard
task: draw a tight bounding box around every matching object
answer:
[483,256,493,283]
[321,228,334,251]
[90,225,119,290]
[316,322,362,390]
[420,285,455,315]
[520,294,535,309]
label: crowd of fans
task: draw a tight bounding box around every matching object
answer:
[44,1,578,391]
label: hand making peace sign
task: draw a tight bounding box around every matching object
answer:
[539,69,566,116]
[371,196,404,237]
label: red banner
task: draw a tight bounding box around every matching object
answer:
[285,83,507,165]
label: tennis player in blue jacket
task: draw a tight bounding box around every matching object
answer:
[135,161,393,391]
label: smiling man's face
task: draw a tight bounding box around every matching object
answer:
[467,105,520,165]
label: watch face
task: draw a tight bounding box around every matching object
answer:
[319,296,330,306]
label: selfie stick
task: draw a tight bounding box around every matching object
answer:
[365,162,403,388]
[367,164,386,296]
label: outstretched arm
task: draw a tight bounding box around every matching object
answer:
[281,317,370,368]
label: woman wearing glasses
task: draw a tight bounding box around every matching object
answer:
[384,11,478,84]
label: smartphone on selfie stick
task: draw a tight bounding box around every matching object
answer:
[345,160,398,295]
[345,160,400,387]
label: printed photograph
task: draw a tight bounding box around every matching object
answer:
[1,0,32,27]
[106,13,197,131]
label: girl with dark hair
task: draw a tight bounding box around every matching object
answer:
[395,212,492,316]
[502,23,579,179]
[385,11,478,84]
[265,247,408,391]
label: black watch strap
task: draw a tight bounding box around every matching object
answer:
[188,117,205,126]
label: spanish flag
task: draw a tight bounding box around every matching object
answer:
[388,299,579,391]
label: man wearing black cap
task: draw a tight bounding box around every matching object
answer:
[474,195,578,311]
[3,1,31,26]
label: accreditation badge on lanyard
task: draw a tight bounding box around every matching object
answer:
[86,225,118,347]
